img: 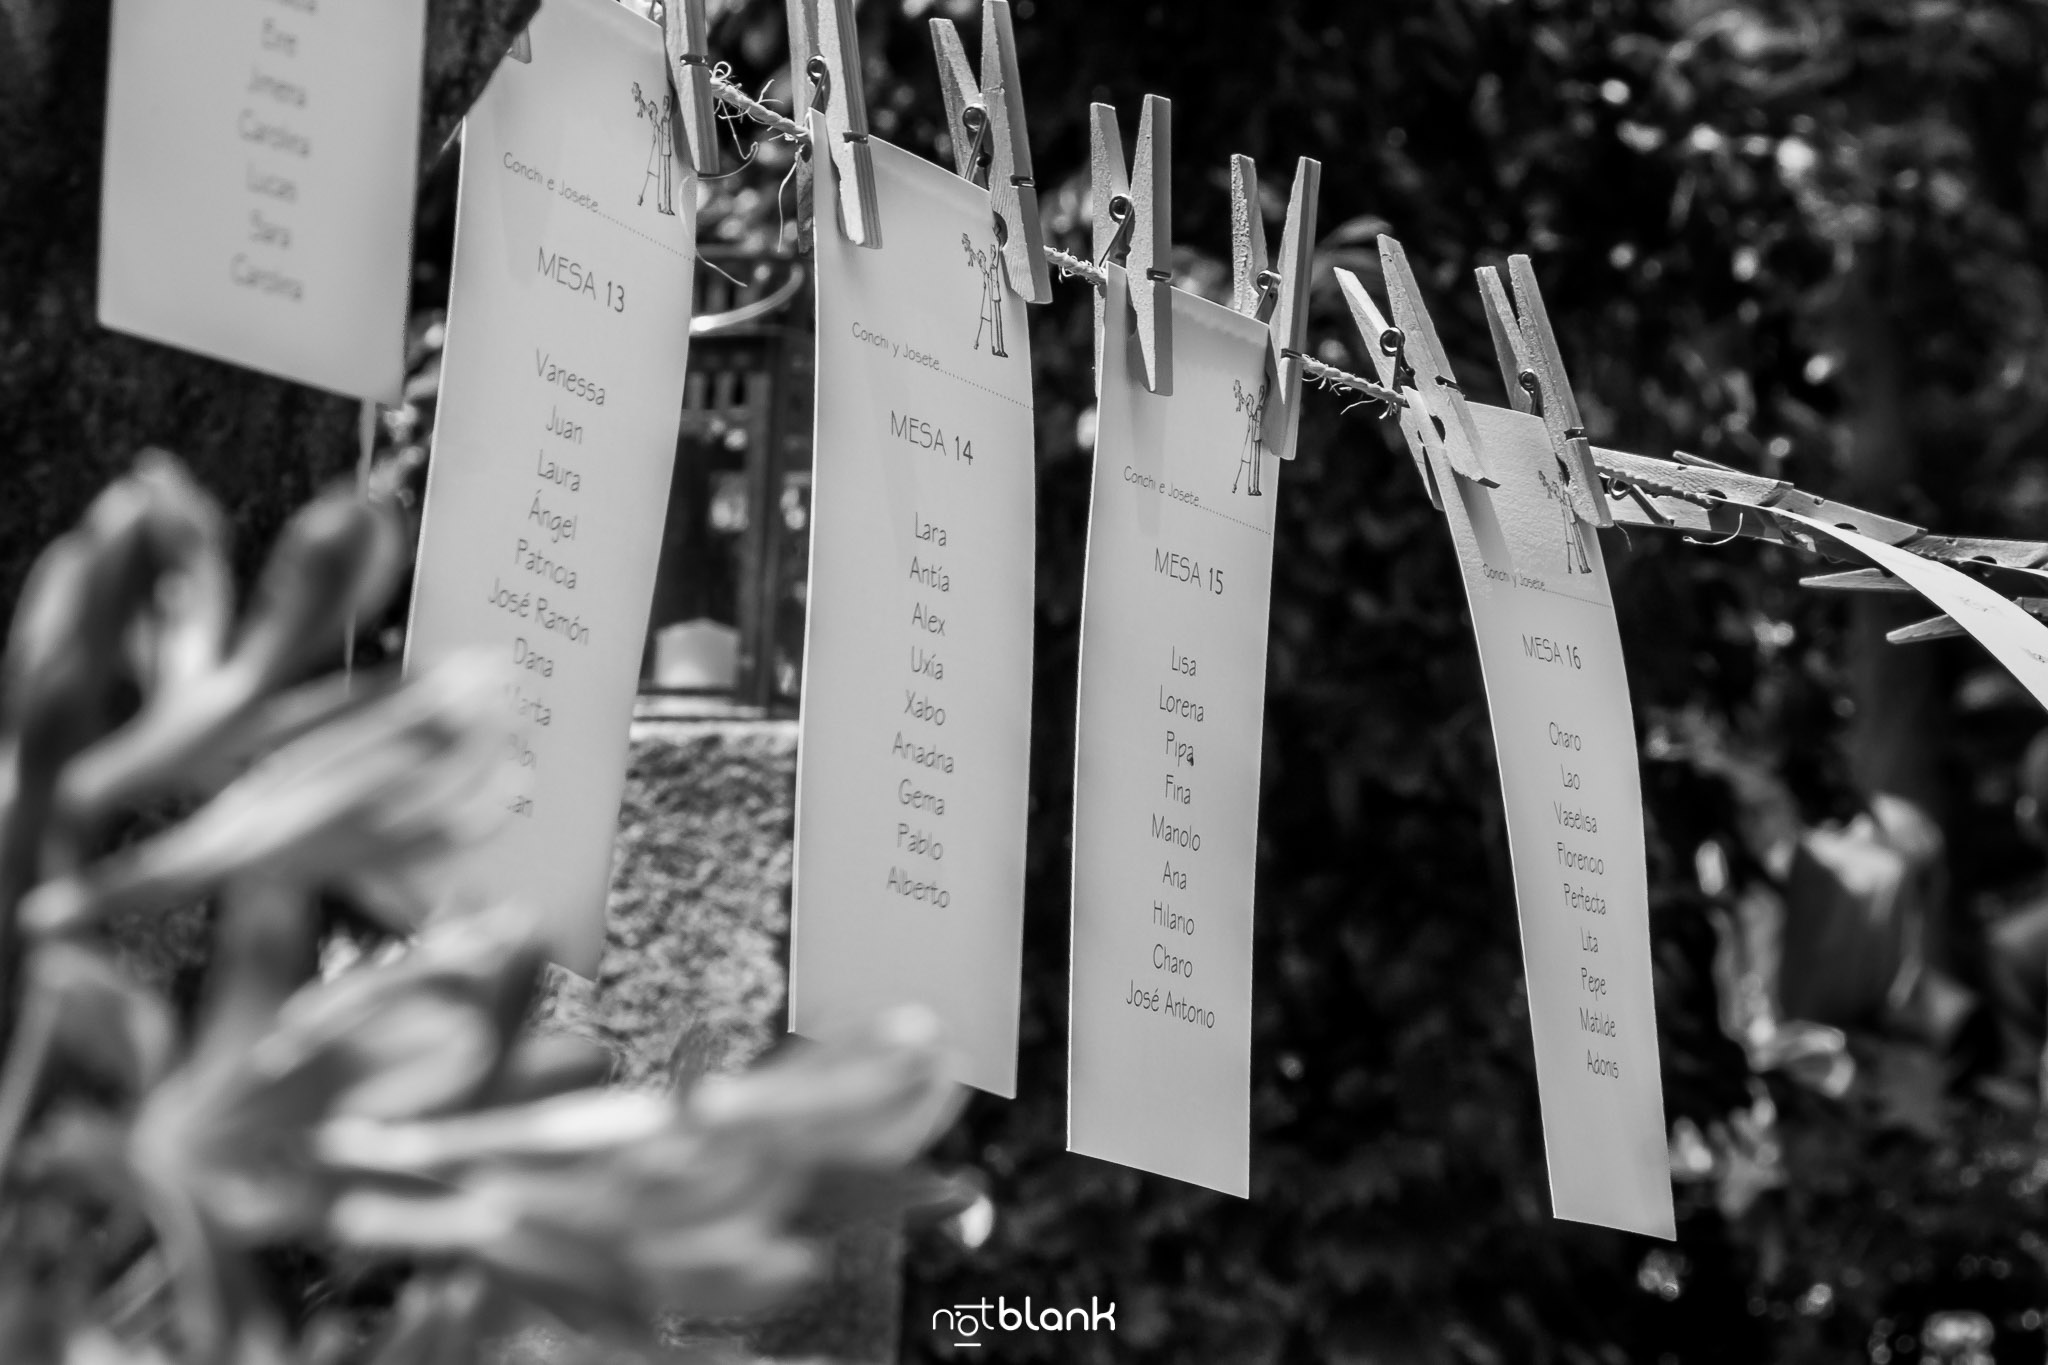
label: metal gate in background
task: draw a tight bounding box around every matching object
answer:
[642,247,814,712]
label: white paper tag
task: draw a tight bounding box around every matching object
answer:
[1066,271,1276,1197]
[97,0,427,402]
[1774,512,2048,705]
[788,131,1037,1098]
[405,0,696,973]
[1432,403,1675,1238]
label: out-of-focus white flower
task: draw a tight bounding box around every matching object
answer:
[61,484,407,825]
[22,655,515,935]
[311,1007,963,1330]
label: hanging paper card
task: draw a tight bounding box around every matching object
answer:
[97,0,426,402]
[1434,403,1675,1238]
[1774,512,2048,707]
[405,0,696,972]
[789,129,1036,1097]
[1066,270,1275,1196]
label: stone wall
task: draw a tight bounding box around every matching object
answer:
[535,706,901,1365]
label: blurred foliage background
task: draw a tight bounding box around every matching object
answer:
[672,0,2048,1360]
[17,0,2048,1360]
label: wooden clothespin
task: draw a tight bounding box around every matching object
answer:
[1799,568,1913,595]
[661,0,719,176]
[1090,96,1171,394]
[1475,256,1610,528]
[1260,158,1319,463]
[929,0,1051,304]
[1227,154,1320,461]
[1378,236,1492,486]
[1889,598,2048,645]
[785,0,880,248]
[1334,267,1442,508]
[1228,155,1268,316]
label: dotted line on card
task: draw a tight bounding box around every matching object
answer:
[594,207,694,261]
[935,361,1033,412]
[1189,496,1274,538]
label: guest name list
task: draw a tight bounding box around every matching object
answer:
[99,0,426,401]
[406,0,696,972]
[788,130,1037,1098]
[1067,277,1278,1198]
[1436,402,1675,1239]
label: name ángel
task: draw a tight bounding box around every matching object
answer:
[534,350,606,406]
[527,493,577,544]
